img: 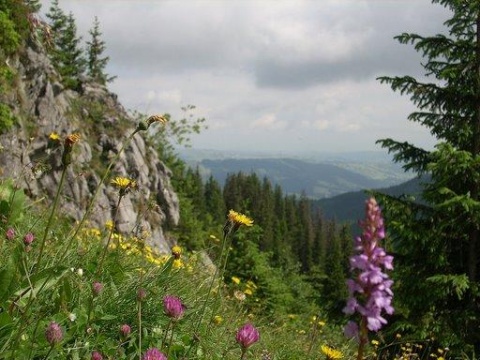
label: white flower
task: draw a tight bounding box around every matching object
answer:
[76,268,83,277]
[68,313,77,322]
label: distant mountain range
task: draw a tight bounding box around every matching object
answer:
[179,149,425,225]
[179,150,414,199]
[312,176,426,224]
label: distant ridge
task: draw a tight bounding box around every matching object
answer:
[312,176,426,223]
[193,157,412,199]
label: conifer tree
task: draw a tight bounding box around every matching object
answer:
[321,220,347,318]
[376,0,480,351]
[46,2,85,90]
[86,16,115,84]
[204,175,225,223]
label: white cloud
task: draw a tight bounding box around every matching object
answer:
[250,113,287,130]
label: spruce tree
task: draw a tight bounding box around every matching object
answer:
[46,3,85,90]
[86,16,115,84]
[376,0,480,352]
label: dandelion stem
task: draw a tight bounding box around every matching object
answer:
[96,194,123,276]
[35,163,67,273]
[138,298,143,359]
[60,130,137,261]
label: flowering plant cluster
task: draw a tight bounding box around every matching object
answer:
[343,197,394,343]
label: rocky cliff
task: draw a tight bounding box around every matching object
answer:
[0,40,179,253]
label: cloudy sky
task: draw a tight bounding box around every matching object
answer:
[40,0,450,154]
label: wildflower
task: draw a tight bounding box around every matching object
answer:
[105,220,115,231]
[213,315,223,325]
[137,288,147,301]
[48,132,60,141]
[76,268,84,277]
[321,344,343,359]
[163,295,185,320]
[6,227,14,240]
[343,197,393,339]
[120,324,131,337]
[223,210,253,238]
[136,114,168,132]
[45,321,63,346]
[65,133,80,147]
[141,347,167,360]
[171,245,182,259]
[111,176,137,196]
[232,276,241,285]
[68,313,77,322]
[23,232,34,245]
[91,351,103,360]
[92,282,103,297]
[147,114,167,126]
[234,290,246,301]
[172,258,183,269]
[62,133,80,166]
[228,210,254,227]
[244,288,253,296]
[236,323,260,349]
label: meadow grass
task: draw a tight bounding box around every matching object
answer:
[0,118,461,359]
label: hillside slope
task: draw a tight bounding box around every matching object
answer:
[199,158,411,199]
[312,176,426,223]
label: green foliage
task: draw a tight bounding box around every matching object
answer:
[0,10,20,56]
[46,1,86,90]
[0,179,27,224]
[0,103,15,133]
[86,16,115,84]
[374,0,480,353]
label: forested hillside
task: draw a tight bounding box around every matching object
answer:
[196,158,410,198]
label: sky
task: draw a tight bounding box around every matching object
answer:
[39,0,451,154]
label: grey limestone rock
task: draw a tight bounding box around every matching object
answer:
[0,40,179,253]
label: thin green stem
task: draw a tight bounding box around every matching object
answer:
[35,164,68,273]
[96,194,123,277]
[161,320,172,350]
[60,129,138,261]
[183,231,231,360]
[138,299,143,359]
[166,321,176,358]
[193,231,229,335]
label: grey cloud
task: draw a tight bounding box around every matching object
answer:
[253,2,451,89]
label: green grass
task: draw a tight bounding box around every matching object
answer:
[0,120,462,360]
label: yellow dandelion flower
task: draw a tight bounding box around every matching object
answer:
[231,276,241,285]
[244,288,253,296]
[111,176,136,189]
[172,245,182,259]
[173,258,183,269]
[213,315,223,325]
[227,210,254,227]
[320,344,343,360]
[49,132,60,141]
[105,220,115,231]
